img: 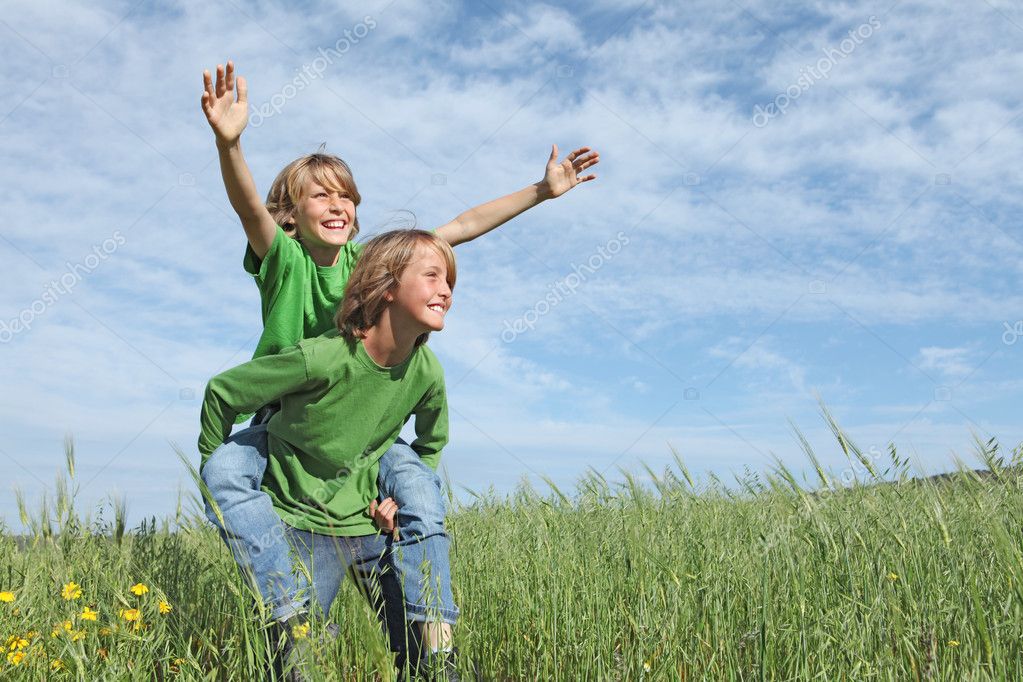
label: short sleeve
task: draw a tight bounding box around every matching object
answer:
[243,225,295,287]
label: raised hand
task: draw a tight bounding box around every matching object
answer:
[201,61,249,144]
[541,144,600,199]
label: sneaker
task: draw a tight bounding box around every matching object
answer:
[417,647,464,682]
[271,613,314,682]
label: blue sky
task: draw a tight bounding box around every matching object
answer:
[1,0,1021,528]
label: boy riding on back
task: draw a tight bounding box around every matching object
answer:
[198,60,599,675]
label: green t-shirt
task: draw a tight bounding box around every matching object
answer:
[244,226,364,361]
[199,331,448,537]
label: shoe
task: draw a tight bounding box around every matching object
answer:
[417,647,464,682]
[271,613,314,682]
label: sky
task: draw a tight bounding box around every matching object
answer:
[1,0,1021,529]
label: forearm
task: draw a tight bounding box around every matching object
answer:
[197,348,310,467]
[198,380,240,465]
[215,139,267,221]
[435,182,552,247]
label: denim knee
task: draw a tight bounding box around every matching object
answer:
[200,426,269,521]
[396,469,447,526]
[380,452,445,519]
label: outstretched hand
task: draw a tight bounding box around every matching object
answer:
[368,497,399,539]
[541,144,600,199]
[201,61,248,144]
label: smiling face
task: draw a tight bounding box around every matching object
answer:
[292,178,357,250]
[386,243,453,334]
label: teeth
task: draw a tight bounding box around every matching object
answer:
[323,220,346,228]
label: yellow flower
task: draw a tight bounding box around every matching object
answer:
[70,630,86,642]
[643,660,652,673]
[61,581,83,600]
[8,636,28,651]
[51,659,65,671]
[132,621,147,632]
[129,583,149,596]
[887,572,899,582]
[0,591,14,603]
[99,627,114,636]
[6,650,25,665]
[291,622,310,640]
[158,600,173,614]
[24,631,37,640]
[51,620,74,638]
[948,640,960,647]
[81,606,98,621]
[119,608,141,622]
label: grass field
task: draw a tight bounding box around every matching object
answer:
[2,417,1021,680]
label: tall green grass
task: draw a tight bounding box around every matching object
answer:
[2,418,1021,680]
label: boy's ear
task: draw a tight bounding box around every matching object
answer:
[384,290,395,302]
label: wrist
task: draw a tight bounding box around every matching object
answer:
[215,136,242,152]
[534,180,555,202]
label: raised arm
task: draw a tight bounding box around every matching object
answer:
[201,61,277,259]
[433,144,599,247]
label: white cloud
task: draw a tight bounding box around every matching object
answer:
[1,0,1021,526]
[916,345,976,379]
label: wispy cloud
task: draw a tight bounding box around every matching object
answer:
[1,0,1021,526]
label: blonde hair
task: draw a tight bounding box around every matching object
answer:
[265,150,362,237]
[336,230,456,347]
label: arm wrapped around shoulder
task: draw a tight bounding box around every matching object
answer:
[197,344,313,469]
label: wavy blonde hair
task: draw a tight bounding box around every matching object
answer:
[336,230,456,347]
[265,149,362,237]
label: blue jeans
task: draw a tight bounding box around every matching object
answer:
[201,426,458,625]
[378,441,459,625]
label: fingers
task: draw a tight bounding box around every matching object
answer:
[565,146,591,162]
[215,63,226,98]
[225,61,235,92]
[571,149,598,164]
[236,75,247,104]
[575,154,600,172]
[549,143,559,162]
[377,498,398,518]
[369,497,398,529]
